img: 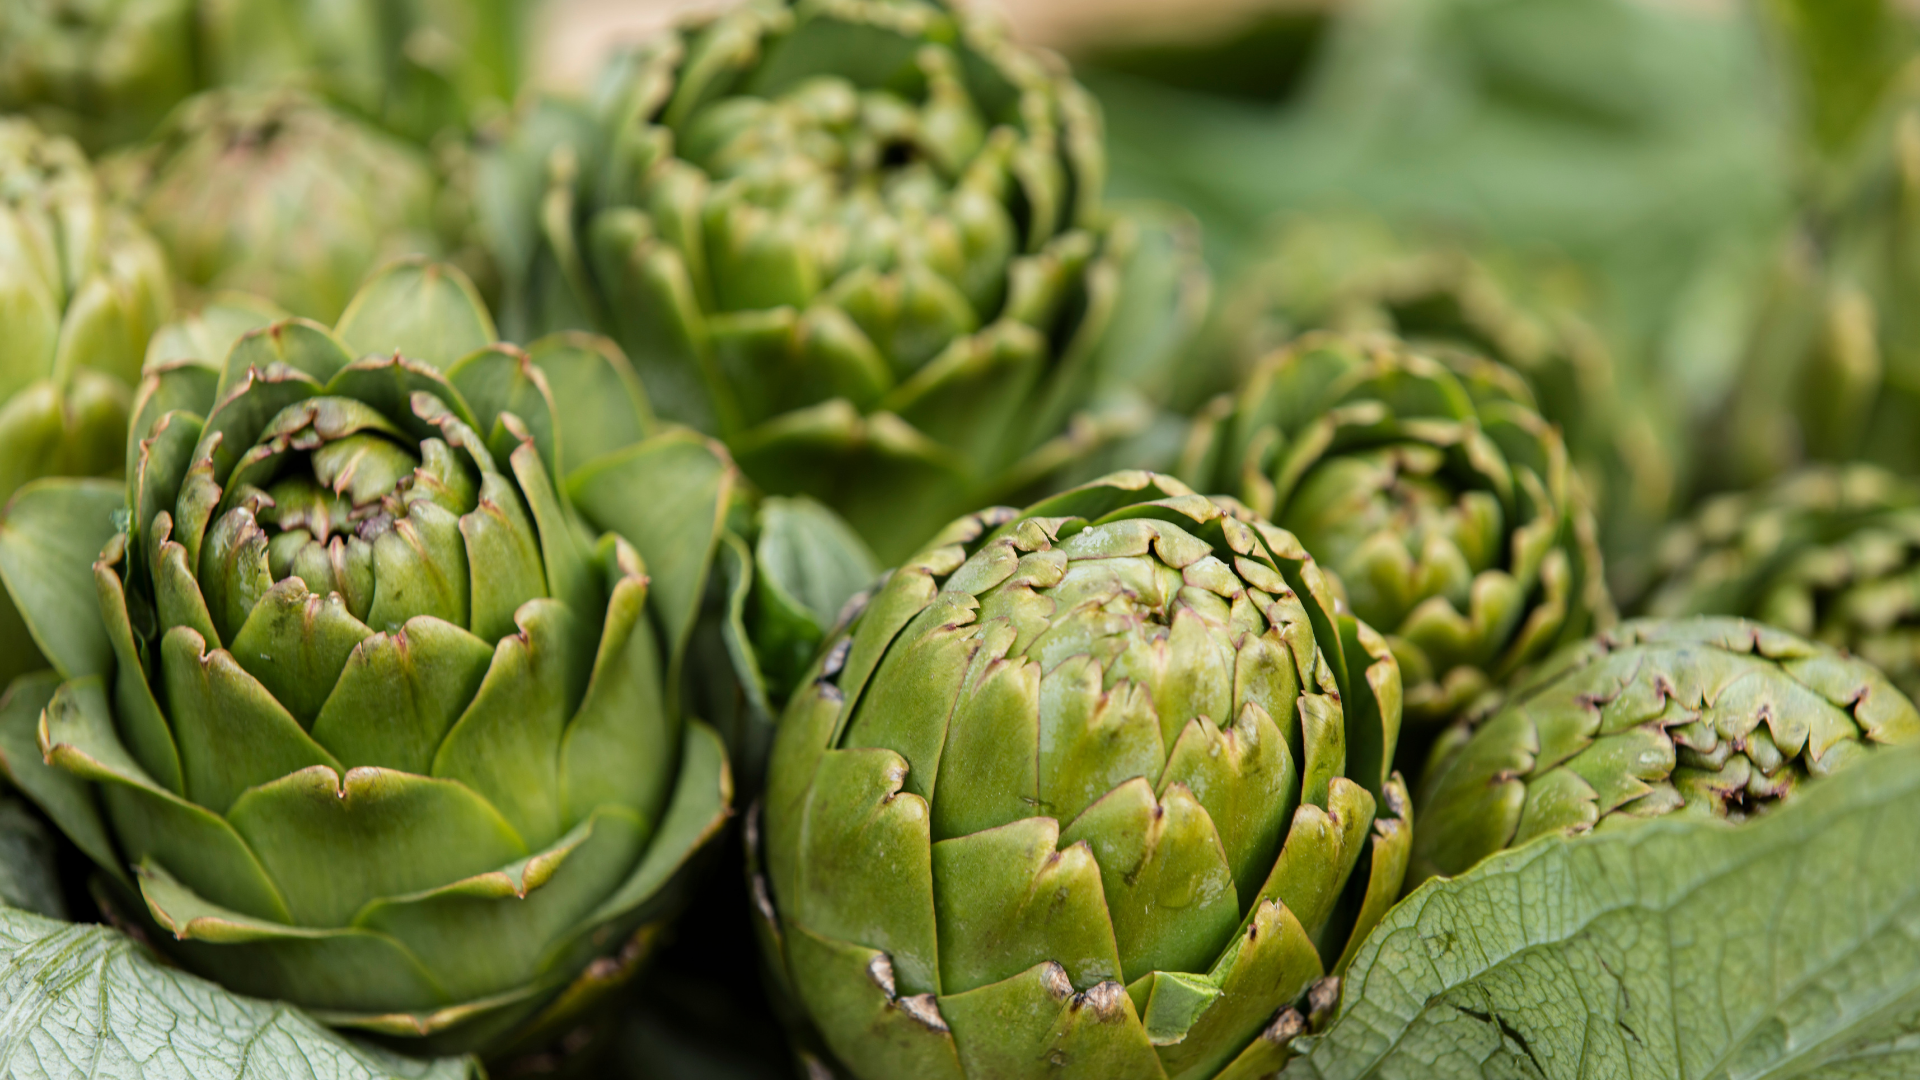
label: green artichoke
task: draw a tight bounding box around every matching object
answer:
[0,260,736,1054]
[194,0,531,145]
[1412,616,1920,883]
[0,116,172,689]
[0,0,528,152]
[1644,464,1920,700]
[1214,210,1679,560]
[481,0,1206,561]
[0,0,199,151]
[1180,332,1612,727]
[1709,65,1920,490]
[107,89,447,323]
[752,470,1410,1079]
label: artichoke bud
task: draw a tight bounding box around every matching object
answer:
[495,0,1201,561]
[1413,617,1920,885]
[0,0,198,152]
[110,89,444,324]
[1647,464,1920,701]
[0,261,735,1055]
[1184,332,1613,727]
[754,471,1410,1079]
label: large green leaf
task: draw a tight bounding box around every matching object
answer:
[0,906,478,1079]
[1284,742,1920,1080]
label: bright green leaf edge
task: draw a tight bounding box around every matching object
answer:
[1287,742,1920,1080]
[0,904,477,1079]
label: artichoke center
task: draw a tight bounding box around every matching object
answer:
[1285,444,1505,626]
[193,395,496,642]
[678,50,1014,332]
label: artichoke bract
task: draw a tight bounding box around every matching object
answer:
[1646,464,1920,700]
[108,89,445,323]
[0,261,735,1054]
[483,0,1205,561]
[1413,617,1920,883]
[0,117,172,689]
[1180,332,1612,727]
[752,471,1410,1079]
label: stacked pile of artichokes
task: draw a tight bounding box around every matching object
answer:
[0,1,1918,1078]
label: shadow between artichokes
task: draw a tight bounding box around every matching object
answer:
[0,259,737,1056]
[749,471,1411,1079]
[1412,616,1920,885]
[0,117,174,692]
[480,0,1208,562]
[1180,331,1613,728]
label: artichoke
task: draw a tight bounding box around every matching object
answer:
[0,260,736,1054]
[0,0,199,151]
[0,116,172,689]
[1180,332,1612,727]
[0,0,528,152]
[751,470,1410,1079]
[1644,464,1920,700]
[1412,616,1920,883]
[1215,211,1678,560]
[107,89,446,323]
[193,0,531,145]
[482,0,1206,561]
[1709,66,1920,489]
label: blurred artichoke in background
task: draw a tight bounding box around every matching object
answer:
[482,0,1207,561]
[106,90,449,323]
[0,0,199,152]
[1710,84,1920,488]
[1213,211,1680,580]
[1413,616,1920,883]
[752,470,1409,1079]
[0,260,736,1055]
[1645,464,1920,700]
[1181,332,1611,728]
[0,116,172,689]
[1707,3,1920,491]
[195,0,531,146]
[0,0,530,152]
